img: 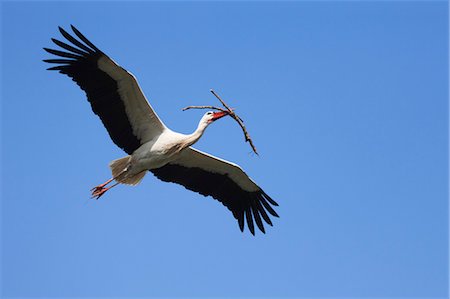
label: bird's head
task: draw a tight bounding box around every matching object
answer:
[204,110,229,124]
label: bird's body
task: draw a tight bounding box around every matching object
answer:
[114,114,221,183]
[44,25,279,235]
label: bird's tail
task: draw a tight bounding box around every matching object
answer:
[109,156,146,186]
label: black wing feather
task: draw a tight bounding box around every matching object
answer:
[43,48,82,59]
[58,26,95,53]
[70,25,101,52]
[254,199,272,226]
[260,197,279,218]
[44,25,141,154]
[245,206,255,235]
[51,38,89,56]
[250,198,265,234]
[43,59,76,64]
[151,164,279,235]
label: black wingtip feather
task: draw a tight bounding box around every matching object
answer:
[260,197,280,218]
[71,25,100,52]
[46,65,68,71]
[262,190,279,206]
[253,211,266,234]
[51,38,89,56]
[245,207,255,235]
[237,211,245,232]
[58,26,95,54]
[250,198,266,233]
[255,199,273,226]
[43,58,75,64]
[150,164,279,235]
[43,47,82,59]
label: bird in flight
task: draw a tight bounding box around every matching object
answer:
[43,25,279,235]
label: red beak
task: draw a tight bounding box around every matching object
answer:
[211,111,229,121]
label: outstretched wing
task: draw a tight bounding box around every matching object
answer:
[44,25,166,154]
[151,147,279,235]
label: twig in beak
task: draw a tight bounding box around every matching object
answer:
[182,89,259,155]
[182,105,228,112]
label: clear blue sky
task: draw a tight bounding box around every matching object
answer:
[1,1,448,298]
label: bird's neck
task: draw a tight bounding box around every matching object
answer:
[183,120,209,148]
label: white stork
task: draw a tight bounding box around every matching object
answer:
[43,25,279,235]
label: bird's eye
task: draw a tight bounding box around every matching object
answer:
[207,112,213,115]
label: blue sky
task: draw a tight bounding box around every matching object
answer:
[1,1,448,298]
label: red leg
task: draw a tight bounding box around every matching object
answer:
[91,182,119,200]
[90,168,128,199]
[90,178,114,191]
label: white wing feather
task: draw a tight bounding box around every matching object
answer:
[97,55,167,143]
[172,147,260,192]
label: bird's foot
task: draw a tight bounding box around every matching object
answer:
[90,178,114,199]
[90,185,110,200]
[90,178,113,192]
[90,178,119,200]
